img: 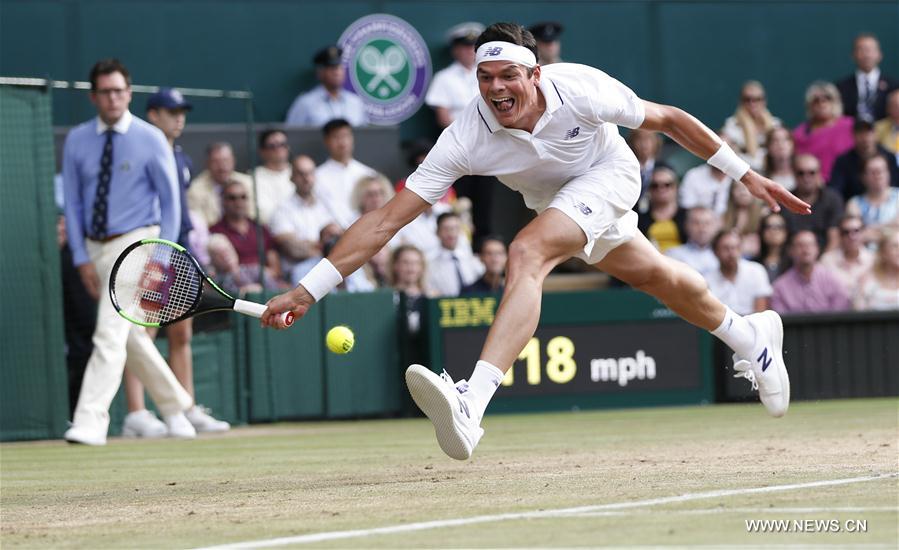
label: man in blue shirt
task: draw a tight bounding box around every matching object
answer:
[62,59,195,445]
[285,45,369,127]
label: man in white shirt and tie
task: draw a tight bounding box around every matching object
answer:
[427,212,484,296]
[835,33,898,122]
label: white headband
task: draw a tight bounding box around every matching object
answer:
[475,41,537,68]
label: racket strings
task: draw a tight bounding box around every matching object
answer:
[113,243,202,324]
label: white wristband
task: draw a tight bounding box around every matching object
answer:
[707,142,750,181]
[298,259,343,302]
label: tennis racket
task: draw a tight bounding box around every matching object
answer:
[109,238,293,328]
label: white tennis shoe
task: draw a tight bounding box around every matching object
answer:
[164,412,197,439]
[405,364,484,460]
[732,310,790,417]
[121,409,167,438]
[64,424,107,446]
[185,405,230,433]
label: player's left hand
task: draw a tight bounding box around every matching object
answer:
[261,286,314,330]
[741,170,811,215]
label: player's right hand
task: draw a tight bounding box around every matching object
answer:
[77,262,101,301]
[261,286,314,330]
[742,170,812,215]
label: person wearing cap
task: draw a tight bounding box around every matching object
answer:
[528,21,564,65]
[425,21,485,129]
[119,88,231,437]
[262,23,810,461]
[285,45,369,128]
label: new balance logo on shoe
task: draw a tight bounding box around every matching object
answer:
[457,397,471,419]
[564,126,580,140]
[757,348,773,372]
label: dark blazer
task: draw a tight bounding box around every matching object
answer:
[835,72,899,121]
[828,145,899,201]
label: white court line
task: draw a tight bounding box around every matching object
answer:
[565,506,898,517]
[193,473,897,550]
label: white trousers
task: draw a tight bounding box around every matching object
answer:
[71,226,192,434]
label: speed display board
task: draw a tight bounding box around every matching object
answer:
[425,291,714,412]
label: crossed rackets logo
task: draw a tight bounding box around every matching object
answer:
[356,43,409,99]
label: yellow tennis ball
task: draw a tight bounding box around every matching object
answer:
[326,325,355,354]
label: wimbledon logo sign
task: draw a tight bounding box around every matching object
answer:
[339,14,431,125]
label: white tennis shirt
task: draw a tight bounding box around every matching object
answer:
[405,63,646,212]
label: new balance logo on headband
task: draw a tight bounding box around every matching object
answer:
[483,46,503,56]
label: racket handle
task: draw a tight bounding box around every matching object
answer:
[233,299,295,326]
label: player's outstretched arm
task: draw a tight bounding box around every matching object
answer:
[639,101,811,215]
[261,189,430,329]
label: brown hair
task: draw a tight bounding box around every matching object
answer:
[89,59,131,91]
[389,245,428,290]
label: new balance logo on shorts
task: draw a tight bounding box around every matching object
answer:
[757,348,773,372]
[574,200,593,215]
[564,126,580,140]
[483,46,503,56]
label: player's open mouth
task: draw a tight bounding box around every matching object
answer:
[491,97,515,112]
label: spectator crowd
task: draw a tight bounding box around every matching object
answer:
[57,27,898,444]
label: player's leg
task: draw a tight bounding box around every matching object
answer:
[596,231,789,416]
[66,233,152,445]
[481,208,587,370]
[170,318,230,432]
[124,325,196,438]
[406,208,587,459]
[121,368,167,438]
[597,231,725,330]
[167,320,194,396]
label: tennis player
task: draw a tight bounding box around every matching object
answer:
[262,23,810,460]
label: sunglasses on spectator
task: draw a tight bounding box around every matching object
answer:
[264,141,289,150]
[742,95,765,103]
[650,181,674,189]
[840,226,862,236]
[764,223,786,230]
[796,169,819,176]
[225,194,248,200]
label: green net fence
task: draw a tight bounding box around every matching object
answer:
[0,84,69,441]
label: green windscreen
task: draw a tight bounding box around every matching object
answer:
[0,85,69,441]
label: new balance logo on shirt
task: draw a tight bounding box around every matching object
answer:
[564,126,580,140]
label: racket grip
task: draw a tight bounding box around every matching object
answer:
[233,299,295,326]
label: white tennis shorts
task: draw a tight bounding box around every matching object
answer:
[542,155,641,265]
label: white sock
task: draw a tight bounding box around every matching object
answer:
[467,360,504,421]
[711,306,757,358]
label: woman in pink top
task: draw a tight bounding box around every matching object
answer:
[792,81,854,181]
